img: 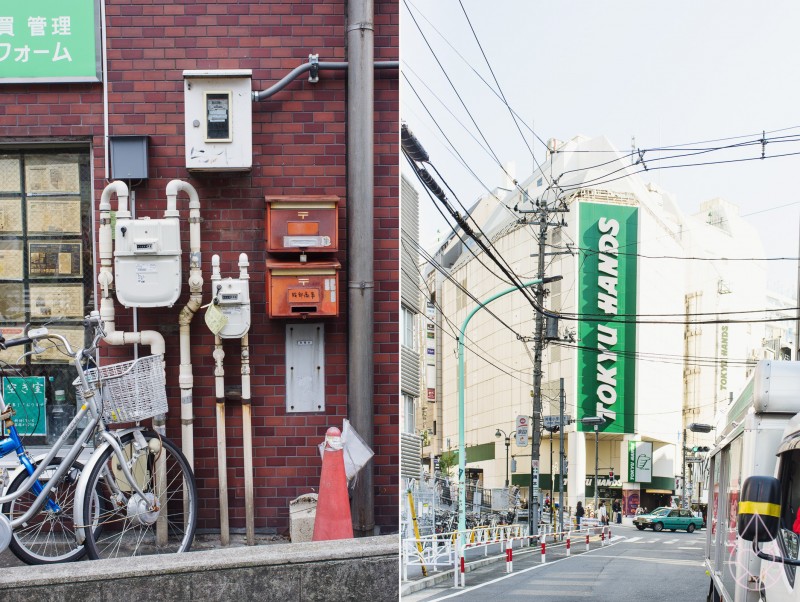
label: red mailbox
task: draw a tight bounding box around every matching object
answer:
[266,259,341,318]
[265,195,339,254]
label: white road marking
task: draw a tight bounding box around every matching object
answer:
[664,539,679,544]
[678,547,702,550]
[626,537,641,542]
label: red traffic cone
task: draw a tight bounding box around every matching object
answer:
[312,427,353,541]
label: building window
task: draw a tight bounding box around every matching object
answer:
[403,393,415,434]
[0,149,93,441]
[401,305,417,350]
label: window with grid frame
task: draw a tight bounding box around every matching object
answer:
[0,148,93,439]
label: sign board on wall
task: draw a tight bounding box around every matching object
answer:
[2,376,46,435]
[577,202,638,434]
[424,302,436,402]
[628,440,652,483]
[0,0,101,83]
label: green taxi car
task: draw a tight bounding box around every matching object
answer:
[633,507,703,533]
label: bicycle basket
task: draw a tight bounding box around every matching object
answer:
[73,355,168,424]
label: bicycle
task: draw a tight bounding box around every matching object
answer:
[0,312,197,563]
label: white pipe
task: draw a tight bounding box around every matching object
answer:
[167,179,203,469]
[239,252,254,545]
[210,254,229,545]
[213,336,229,546]
[101,0,109,181]
[97,182,166,434]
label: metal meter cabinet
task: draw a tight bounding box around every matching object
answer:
[264,195,339,254]
[114,217,182,308]
[183,69,253,171]
[266,259,341,318]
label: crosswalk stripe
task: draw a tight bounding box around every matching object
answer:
[665,539,679,544]
[626,537,641,542]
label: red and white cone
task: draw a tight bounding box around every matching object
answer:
[312,427,353,541]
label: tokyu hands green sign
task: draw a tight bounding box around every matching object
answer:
[0,0,101,83]
[577,202,638,434]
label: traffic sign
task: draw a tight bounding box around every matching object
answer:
[516,428,528,447]
[516,415,530,429]
[543,415,571,429]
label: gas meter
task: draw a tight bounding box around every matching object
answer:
[211,253,251,339]
[114,216,182,308]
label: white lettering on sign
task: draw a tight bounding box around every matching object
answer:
[0,15,73,64]
[595,218,620,424]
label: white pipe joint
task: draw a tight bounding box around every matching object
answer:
[100,180,129,216]
[165,179,198,220]
[238,253,250,280]
[178,364,194,389]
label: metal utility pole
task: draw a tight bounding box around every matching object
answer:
[558,377,565,532]
[681,427,687,508]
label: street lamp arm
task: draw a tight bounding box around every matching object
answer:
[457,279,542,536]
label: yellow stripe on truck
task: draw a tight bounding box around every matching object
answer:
[739,501,781,518]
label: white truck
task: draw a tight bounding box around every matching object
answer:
[705,359,800,602]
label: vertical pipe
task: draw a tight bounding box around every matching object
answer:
[347,0,375,536]
[241,333,255,545]
[214,335,229,546]
[594,426,599,515]
[238,253,254,546]
[558,378,565,532]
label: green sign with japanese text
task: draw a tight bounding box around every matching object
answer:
[3,376,46,436]
[577,202,638,434]
[0,0,101,83]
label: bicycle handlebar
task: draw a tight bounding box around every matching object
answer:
[0,314,105,356]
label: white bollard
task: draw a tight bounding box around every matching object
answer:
[541,540,546,563]
[566,535,571,556]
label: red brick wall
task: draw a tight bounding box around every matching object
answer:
[0,0,398,536]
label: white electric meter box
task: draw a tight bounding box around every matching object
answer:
[183,69,252,171]
[114,217,182,308]
[214,278,251,339]
[286,323,325,413]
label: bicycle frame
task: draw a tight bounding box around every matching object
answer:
[0,324,156,533]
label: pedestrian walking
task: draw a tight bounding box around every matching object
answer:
[576,500,585,529]
[598,502,608,525]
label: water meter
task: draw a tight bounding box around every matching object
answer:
[114,216,182,308]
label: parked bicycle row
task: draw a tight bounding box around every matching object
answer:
[0,314,196,564]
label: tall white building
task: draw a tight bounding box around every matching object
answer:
[422,135,782,514]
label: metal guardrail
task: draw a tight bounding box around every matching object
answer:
[402,523,615,588]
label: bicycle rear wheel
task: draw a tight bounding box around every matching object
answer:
[2,456,85,564]
[82,430,197,559]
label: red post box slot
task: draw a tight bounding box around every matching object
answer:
[266,259,341,318]
[265,195,339,254]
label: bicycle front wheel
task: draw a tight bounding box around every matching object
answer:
[82,430,197,559]
[2,456,85,564]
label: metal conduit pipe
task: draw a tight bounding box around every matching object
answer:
[97,181,166,365]
[165,179,203,468]
[252,59,397,102]
[347,0,376,536]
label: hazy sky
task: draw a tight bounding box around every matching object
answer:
[402,1,800,296]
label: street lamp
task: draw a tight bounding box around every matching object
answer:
[688,423,715,433]
[580,416,606,516]
[684,423,715,507]
[495,429,513,488]
[456,279,542,539]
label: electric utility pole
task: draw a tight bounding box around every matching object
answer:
[516,188,569,538]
